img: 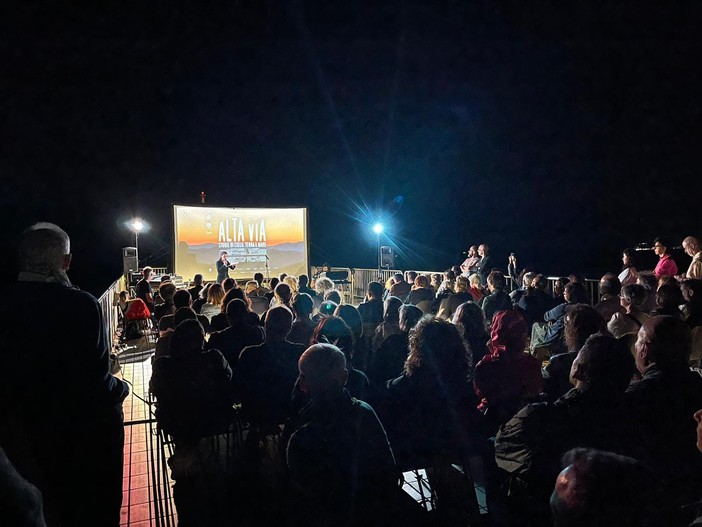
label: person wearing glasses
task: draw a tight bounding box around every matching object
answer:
[652,236,678,279]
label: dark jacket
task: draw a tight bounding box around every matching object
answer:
[205,322,265,372]
[623,367,702,507]
[0,281,129,527]
[287,389,397,525]
[517,290,554,327]
[495,389,631,525]
[150,349,234,441]
[481,291,512,324]
[236,340,306,428]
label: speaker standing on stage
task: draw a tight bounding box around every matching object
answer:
[216,251,237,284]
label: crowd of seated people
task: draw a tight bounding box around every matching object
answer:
[7,226,702,526]
[147,238,702,525]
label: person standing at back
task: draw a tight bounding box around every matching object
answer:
[0,223,129,526]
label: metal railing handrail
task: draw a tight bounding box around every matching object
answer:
[98,275,127,350]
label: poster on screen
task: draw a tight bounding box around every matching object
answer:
[173,205,308,282]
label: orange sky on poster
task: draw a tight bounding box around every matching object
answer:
[174,206,306,246]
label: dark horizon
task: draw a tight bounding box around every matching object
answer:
[2,1,701,296]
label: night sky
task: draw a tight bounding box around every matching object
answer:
[2,1,701,295]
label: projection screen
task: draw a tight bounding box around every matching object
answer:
[173,205,308,282]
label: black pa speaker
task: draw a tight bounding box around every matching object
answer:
[122,247,138,275]
[380,246,394,268]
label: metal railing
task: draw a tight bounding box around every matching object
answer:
[97,275,128,349]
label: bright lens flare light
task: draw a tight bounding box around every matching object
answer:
[130,219,146,233]
[373,223,384,235]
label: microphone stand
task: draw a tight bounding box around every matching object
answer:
[264,255,270,288]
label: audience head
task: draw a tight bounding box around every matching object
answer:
[245,280,259,296]
[450,264,462,276]
[274,283,292,306]
[636,270,658,292]
[253,272,264,286]
[170,319,205,360]
[413,275,429,289]
[264,306,293,341]
[487,270,506,292]
[444,269,456,282]
[225,298,248,326]
[299,274,309,288]
[453,302,488,339]
[279,272,288,282]
[488,309,528,356]
[142,266,153,279]
[621,248,636,269]
[393,272,405,283]
[367,281,384,300]
[568,273,584,284]
[532,274,548,291]
[656,282,683,313]
[564,282,588,304]
[173,289,192,309]
[522,271,537,289]
[468,273,482,289]
[399,304,424,333]
[683,236,701,257]
[551,448,651,527]
[318,301,338,318]
[563,305,605,353]
[193,273,203,285]
[554,277,569,297]
[635,315,692,373]
[619,284,647,311]
[653,236,672,256]
[314,277,334,296]
[158,282,177,302]
[681,279,702,304]
[207,284,225,306]
[407,270,418,283]
[222,286,251,312]
[292,293,314,319]
[173,306,197,327]
[160,274,171,283]
[570,334,634,394]
[269,277,280,291]
[405,316,470,378]
[334,304,363,338]
[383,296,403,324]
[324,289,342,305]
[431,273,442,289]
[298,344,347,399]
[455,274,470,293]
[598,275,621,298]
[312,316,355,362]
[222,277,237,292]
[283,275,299,293]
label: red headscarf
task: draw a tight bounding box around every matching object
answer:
[487,309,528,357]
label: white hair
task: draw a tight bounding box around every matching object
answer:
[19,222,71,274]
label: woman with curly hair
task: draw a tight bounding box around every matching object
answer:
[381,317,485,469]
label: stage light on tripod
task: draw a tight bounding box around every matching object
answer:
[372,223,384,235]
